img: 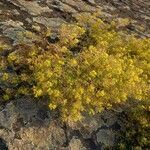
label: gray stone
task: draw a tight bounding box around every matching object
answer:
[96,129,115,147]
[33,17,65,28]
[0,102,17,129]
[51,1,77,13]
[16,0,53,16]
[79,114,105,138]
[0,98,66,150]
[1,25,39,45]
[86,0,96,5]
[69,137,86,150]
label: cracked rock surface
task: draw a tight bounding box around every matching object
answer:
[0,0,149,150]
[0,98,123,150]
[0,0,149,46]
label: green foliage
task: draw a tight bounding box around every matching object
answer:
[116,101,150,150]
[0,14,149,122]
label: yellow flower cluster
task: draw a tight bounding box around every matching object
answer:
[0,14,149,122]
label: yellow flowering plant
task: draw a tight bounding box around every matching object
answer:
[0,14,149,122]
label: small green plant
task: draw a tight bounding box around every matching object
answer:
[116,101,150,150]
[0,14,149,122]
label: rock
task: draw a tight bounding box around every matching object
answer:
[78,114,106,139]
[18,124,66,150]
[16,0,53,16]
[68,109,121,139]
[0,98,123,149]
[69,137,86,150]
[51,0,77,13]
[96,129,115,147]
[0,102,18,130]
[0,0,149,46]
[33,17,65,28]
[1,24,40,45]
[0,98,66,150]
[85,0,96,5]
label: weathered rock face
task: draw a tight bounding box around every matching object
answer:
[0,98,124,150]
[0,0,149,150]
[0,0,149,46]
[0,98,66,150]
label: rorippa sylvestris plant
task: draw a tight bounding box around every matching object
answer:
[0,14,149,122]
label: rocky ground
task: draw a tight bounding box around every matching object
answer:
[0,0,149,46]
[0,97,124,150]
[0,0,149,150]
